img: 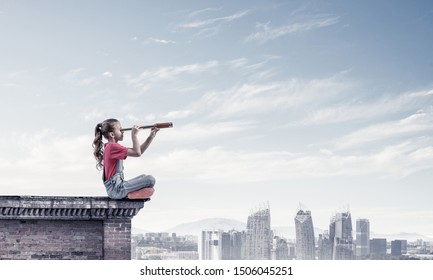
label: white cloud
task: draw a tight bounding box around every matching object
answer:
[175,9,249,39]
[125,60,219,91]
[227,58,249,69]
[0,132,103,196]
[168,74,352,120]
[178,10,249,29]
[335,110,433,150]
[299,88,433,126]
[60,68,98,86]
[187,7,222,18]
[246,16,339,43]
[226,55,280,80]
[145,139,433,184]
[82,108,105,121]
[164,110,194,119]
[154,121,256,145]
[144,37,176,44]
[2,124,432,199]
[60,68,84,80]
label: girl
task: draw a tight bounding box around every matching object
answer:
[93,118,158,199]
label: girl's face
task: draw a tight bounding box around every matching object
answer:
[110,122,124,142]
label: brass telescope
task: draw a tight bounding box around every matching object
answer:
[120,122,173,132]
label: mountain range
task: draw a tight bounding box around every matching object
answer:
[133,217,433,242]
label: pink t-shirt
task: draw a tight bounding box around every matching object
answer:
[104,142,128,181]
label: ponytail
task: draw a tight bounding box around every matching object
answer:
[93,123,104,170]
[92,118,119,170]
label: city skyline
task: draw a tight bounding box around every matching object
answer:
[1,1,433,237]
[134,203,433,243]
[133,207,432,260]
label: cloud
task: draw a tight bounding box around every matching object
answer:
[60,68,84,80]
[335,110,433,150]
[145,138,433,184]
[187,7,222,18]
[175,9,249,39]
[143,37,176,44]
[178,10,249,29]
[154,121,256,145]
[0,132,104,196]
[60,68,98,86]
[299,88,433,126]
[167,74,352,121]
[2,126,431,198]
[227,58,249,69]
[226,56,280,81]
[246,16,339,43]
[125,60,219,91]
[82,108,105,121]
[164,110,194,119]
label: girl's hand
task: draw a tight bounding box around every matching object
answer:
[131,125,140,137]
[150,127,159,138]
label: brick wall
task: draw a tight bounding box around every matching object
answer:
[0,196,146,260]
[103,218,131,260]
[0,219,103,260]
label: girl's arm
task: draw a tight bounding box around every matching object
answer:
[140,127,159,154]
[127,126,142,157]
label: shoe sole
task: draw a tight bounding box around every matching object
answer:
[127,187,155,199]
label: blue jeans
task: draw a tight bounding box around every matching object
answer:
[103,160,155,199]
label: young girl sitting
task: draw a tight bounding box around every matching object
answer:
[93,118,158,199]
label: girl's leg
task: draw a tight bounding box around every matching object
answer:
[104,173,128,199]
[123,174,156,193]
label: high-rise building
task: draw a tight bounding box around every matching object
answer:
[200,230,247,260]
[294,209,315,260]
[355,219,370,258]
[400,240,407,254]
[370,238,387,259]
[287,242,296,259]
[329,211,354,260]
[271,236,289,260]
[391,240,407,257]
[227,230,244,260]
[317,231,332,260]
[245,207,273,260]
[200,230,223,260]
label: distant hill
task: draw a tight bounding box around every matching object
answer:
[131,227,149,235]
[370,232,433,242]
[165,218,246,236]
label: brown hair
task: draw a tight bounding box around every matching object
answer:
[92,118,119,170]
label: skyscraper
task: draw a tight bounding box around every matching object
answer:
[317,231,332,260]
[329,211,354,260]
[200,230,246,260]
[271,236,289,260]
[227,230,245,260]
[355,218,370,258]
[245,207,273,260]
[391,240,407,257]
[294,209,315,260]
[370,238,387,259]
[200,230,224,260]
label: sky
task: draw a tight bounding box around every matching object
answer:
[1,0,433,238]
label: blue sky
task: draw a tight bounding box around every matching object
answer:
[1,0,433,237]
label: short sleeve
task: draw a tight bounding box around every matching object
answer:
[106,142,128,160]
